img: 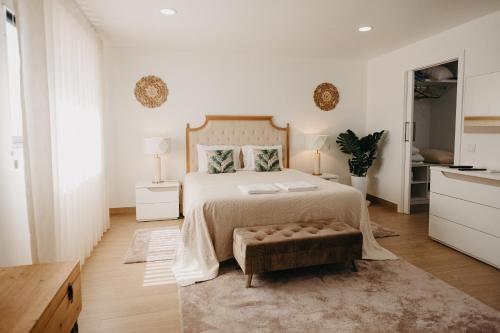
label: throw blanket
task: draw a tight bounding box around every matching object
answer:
[173,169,397,286]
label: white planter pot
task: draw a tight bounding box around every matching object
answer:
[351,176,368,199]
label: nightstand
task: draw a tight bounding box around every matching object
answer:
[135,181,180,221]
[316,173,339,183]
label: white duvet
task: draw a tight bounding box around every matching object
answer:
[172,169,397,286]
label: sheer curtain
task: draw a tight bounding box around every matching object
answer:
[17,0,108,264]
[44,0,109,264]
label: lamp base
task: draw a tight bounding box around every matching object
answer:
[153,154,162,184]
[313,151,321,176]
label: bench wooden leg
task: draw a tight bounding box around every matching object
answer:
[246,274,253,288]
[351,260,358,272]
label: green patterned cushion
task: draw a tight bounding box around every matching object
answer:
[206,150,236,174]
[254,149,281,172]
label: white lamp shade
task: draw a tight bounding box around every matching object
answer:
[144,137,170,155]
[306,134,329,150]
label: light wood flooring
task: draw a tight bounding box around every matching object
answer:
[78,205,500,332]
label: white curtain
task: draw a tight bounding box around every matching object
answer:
[16,0,108,264]
[45,0,109,264]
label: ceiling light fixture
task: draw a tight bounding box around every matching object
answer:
[358,26,372,32]
[160,8,177,16]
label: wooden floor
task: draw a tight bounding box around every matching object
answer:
[79,205,500,332]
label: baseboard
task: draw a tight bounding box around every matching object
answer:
[109,207,136,216]
[109,206,185,218]
[367,194,397,210]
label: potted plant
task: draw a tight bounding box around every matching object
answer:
[336,129,385,199]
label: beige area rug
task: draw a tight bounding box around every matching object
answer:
[179,260,500,333]
[124,227,181,264]
[370,221,399,238]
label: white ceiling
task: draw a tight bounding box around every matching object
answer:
[76,0,500,59]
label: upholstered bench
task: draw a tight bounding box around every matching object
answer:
[233,220,363,287]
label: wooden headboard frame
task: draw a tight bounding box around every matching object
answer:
[186,115,290,173]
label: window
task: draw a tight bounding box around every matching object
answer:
[5,7,23,145]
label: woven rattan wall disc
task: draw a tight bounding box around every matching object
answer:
[313,82,339,111]
[134,75,168,108]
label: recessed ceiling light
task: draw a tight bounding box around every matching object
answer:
[358,26,372,32]
[160,8,177,16]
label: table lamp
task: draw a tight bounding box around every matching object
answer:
[144,137,170,183]
[307,134,329,175]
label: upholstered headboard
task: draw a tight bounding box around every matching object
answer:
[186,115,290,172]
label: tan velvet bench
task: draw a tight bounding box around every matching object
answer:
[233,220,363,287]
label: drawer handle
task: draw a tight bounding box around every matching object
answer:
[67,283,74,303]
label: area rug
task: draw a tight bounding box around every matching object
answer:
[124,227,181,264]
[370,221,399,238]
[179,260,500,333]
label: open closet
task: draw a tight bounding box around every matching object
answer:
[406,61,459,213]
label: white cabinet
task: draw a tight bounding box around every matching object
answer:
[135,181,180,221]
[429,167,500,268]
[410,163,430,206]
[464,71,500,117]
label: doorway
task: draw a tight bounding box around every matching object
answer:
[402,59,464,214]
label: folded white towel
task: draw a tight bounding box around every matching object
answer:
[412,146,420,155]
[412,153,425,162]
[238,183,280,195]
[275,181,317,192]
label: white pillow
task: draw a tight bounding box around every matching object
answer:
[421,66,453,81]
[242,145,284,171]
[412,153,425,162]
[197,144,241,172]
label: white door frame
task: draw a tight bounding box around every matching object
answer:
[400,51,465,214]
[401,71,414,214]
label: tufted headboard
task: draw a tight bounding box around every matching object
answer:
[186,115,290,173]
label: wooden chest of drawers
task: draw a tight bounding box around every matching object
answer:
[0,261,81,333]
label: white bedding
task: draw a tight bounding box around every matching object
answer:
[172,169,397,286]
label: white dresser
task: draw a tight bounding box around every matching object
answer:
[135,181,180,221]
[429,167,500,268]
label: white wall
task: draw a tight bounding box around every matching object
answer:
[366,10,500,208]
[0,2,32,266]
[413,99,431,149]
[413,86,457,152]
[104,49,367,207]
[429,85,457,152]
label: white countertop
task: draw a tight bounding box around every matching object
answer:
[430,166,500,181]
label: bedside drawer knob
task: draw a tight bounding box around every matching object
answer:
[67,283,74,303]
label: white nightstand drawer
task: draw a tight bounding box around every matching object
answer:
[136,187,178,204]
[136,202,179,221]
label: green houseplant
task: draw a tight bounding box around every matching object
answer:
[336,129,385,198]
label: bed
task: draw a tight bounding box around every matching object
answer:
[173,115,396,286]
